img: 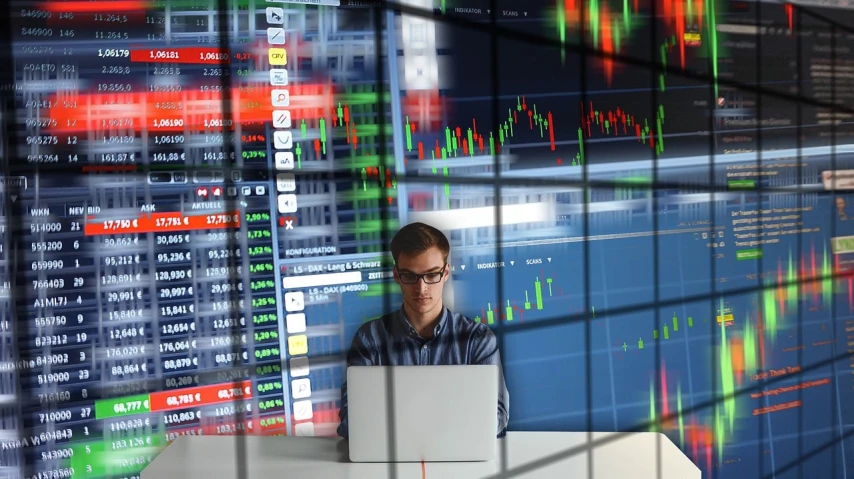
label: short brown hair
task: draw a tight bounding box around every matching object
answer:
[390,222,450,264]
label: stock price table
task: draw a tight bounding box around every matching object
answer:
[0,2,305,478]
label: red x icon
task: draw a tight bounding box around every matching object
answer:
[278,216,296,229]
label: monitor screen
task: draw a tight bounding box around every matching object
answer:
[0,0,853,477]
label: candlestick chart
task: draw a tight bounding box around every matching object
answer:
[552,0,721,88]
[291,86,393,167]
[632,299,763,475]
[457,239,852,331]
[458,234,849,473]
[580,101,666,157]
[553,0,800,90]
[404,96,666,174]
[642,297,839,475]
[284,84,403,213]
[451,248,592,327]
[618,242,851,362]
[471,273,566,324]
[648,363,717,474]
[555,0,641,82]
[625,240,849,474]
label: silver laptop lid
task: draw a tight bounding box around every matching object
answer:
[347,365,498,463]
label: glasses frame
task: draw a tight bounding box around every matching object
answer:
[394,264,447,284]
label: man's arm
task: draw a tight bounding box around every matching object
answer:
[337,328,374,438]
[470,326,510,437]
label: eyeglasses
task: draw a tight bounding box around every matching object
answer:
[396,265,446,284]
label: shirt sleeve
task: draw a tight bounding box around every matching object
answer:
[470,326,510,437]
[337,327,375,438]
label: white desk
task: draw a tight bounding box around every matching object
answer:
[141,431,701,478]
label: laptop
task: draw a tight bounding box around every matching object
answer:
[346,365,499,463]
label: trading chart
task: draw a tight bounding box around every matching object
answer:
[400,0,854,477]
[1,0,854,478]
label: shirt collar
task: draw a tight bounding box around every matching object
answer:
[398,306,448,338]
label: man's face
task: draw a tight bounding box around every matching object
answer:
[393,246,448,318]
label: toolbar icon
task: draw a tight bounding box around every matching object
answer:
[291,378,312,399]
[266,7,284,24]
[267,27,285,44]
[284,291,304,311]
[286,313,306,333]
[272,110,291,129]
[293,400,313,421]
[273,131,293,149]
[281,217,295,230]
[287,335,308,356]
[277,173,296,192]
[271,89,290,107]
[268,48,287,65]
[278,194,298,213]
[294,422,315,437]
[275,152,295,170]
[289,356,310,377]
[270,68,288,86]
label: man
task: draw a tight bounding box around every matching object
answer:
[336,222,510,438]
